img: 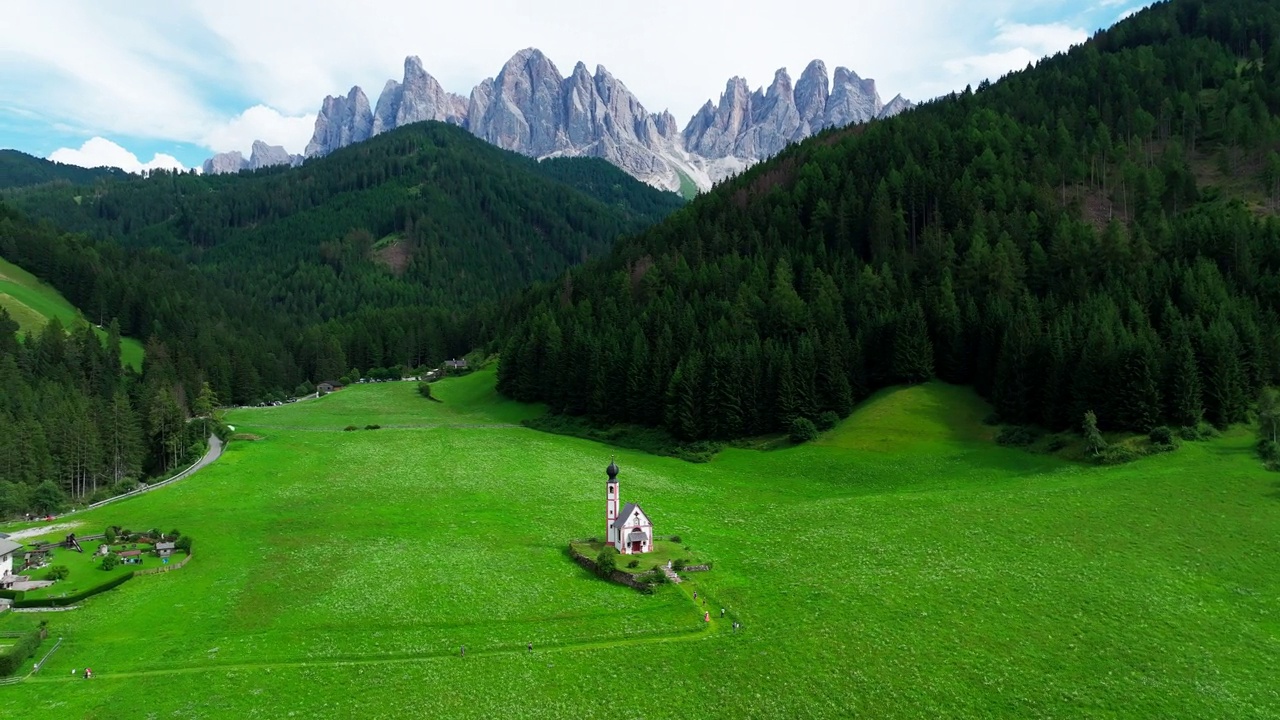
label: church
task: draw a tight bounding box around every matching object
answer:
[605,459,653,555]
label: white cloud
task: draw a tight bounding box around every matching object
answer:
[1,0,1140,165]
[993,20,1090,56]
[1117,6,1143,22]
[200,106,316,156]
[49,137,187,173]
[930,18,1088,97]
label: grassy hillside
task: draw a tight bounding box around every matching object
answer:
[0,254,143,370]
[3,371,1276,717]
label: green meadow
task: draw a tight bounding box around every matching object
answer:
[2,369,1278,718]
[0,255,144,370]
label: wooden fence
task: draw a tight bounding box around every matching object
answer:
[133,553,191,576]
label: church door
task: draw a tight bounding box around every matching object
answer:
[631,539,642,553]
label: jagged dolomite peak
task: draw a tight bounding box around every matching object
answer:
[207,50,915,191]
[202,151,245,175]
[304,86,373,158]
[248,140,301,170]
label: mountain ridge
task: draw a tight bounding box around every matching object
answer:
[204,50,913,192]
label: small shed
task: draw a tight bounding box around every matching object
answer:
[118,549,142,564]
[22,550,50,570]
[155,542,175,558]
[317,381,343,393]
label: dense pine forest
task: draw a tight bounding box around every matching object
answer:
[3,123,680,322]
[0,150,128,189]
[0,123,680,400]
[497,0,1280,442]
[0,127,681,516]
[0,307,210,516]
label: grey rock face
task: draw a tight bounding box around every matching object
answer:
[202,143,301,175]
[207,49,911,193]
[473,48,567,155]
[248,140,300,170]
[304,86,373,158]
[824,67,882,129]
[202,151,247,175]
[681,77,752,159]
[793,60,830,139]
[878,94,915,119]
[371,79,403,136]
[371,56,469,137]
[741,68,800,157]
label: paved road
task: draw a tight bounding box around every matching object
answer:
[186,433,223,475]
[76,434,223,513]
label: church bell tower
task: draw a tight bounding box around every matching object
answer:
[606,459,619,544]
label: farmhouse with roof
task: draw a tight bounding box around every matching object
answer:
[0,537,21,582]
[604,460,653,555]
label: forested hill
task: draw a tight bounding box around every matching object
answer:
[5,121,683,322]
[497,0,1280,441]
[0,149,128,189]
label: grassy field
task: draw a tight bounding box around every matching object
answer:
[0,255,144,370]
[1,370,1277,718]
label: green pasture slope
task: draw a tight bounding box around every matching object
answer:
[0,255,144,370]
[2,370,1278,718]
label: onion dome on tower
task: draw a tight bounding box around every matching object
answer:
[607,459,619,480]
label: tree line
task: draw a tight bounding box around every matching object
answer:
[497,0,1280,441]
[0,310,211,516]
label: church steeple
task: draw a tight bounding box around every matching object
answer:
[605,457,620,544]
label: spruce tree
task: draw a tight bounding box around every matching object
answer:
[1083,410,1107,458]
[893,302,934,384]
[1165,329,1204,427]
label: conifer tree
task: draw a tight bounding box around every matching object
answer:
[1165,329,1204,427]
[1083,410,1107,458]
[893,302,934,384]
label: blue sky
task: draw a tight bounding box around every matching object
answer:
[0,0,1151,172]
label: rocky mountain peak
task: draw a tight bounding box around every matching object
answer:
[248,140,300,170]
[474,48,567,155]
[304,86,372,158]
[202,151,246,175]
[794,60,830,139]
[210,49,913,191]
[825,67,882,129]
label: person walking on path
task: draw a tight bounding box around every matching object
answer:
[527,642,532,653]
[704,611,710,622]
[460,645,466,658]
[720,608,725,618]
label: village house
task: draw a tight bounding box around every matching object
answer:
[155,542,175,558]
[605,460,654,555]
[443,359,468,372]
[317,380,343,393]
[0,537,21,581]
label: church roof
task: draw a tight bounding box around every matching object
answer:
[612,502,651,530]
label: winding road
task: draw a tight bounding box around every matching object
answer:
[75,434,223,513]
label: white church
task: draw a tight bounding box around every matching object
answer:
[605,459,653,555]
